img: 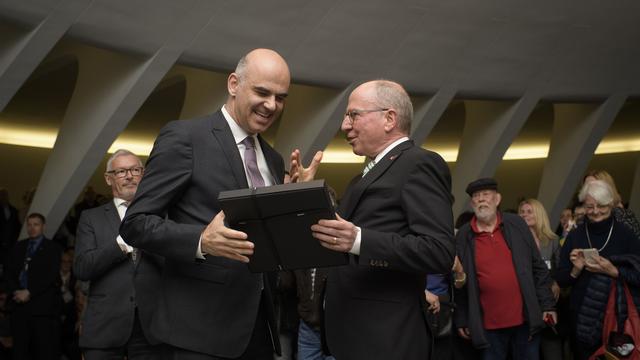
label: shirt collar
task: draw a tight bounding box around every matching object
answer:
[113,197,128,208]
[221,105,252,145]
[471,212,502,234]
[373,137,410,163]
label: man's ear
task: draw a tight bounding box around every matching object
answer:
[228,73,239,97]
[104,174,112,187]
[496,192,502,207]
[384,109,398,132]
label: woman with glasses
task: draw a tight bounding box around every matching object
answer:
[556,180,640,359]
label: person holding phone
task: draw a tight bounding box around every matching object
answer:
[556,179,640,359]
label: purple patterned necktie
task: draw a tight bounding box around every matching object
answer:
[242,136,265,188]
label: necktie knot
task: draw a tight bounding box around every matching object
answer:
[242,136,256,149]
[362,159,376,177]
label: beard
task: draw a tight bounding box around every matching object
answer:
[474,206,496,224]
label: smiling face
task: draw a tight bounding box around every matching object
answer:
[341,82,393,158]
[226,49,290,135]
[518,203,537,228]
[583,195,613,223]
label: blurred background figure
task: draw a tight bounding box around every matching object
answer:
[0,188,21,277]
[518,199,563,360]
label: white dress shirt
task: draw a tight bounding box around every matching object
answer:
[114,198,134,254]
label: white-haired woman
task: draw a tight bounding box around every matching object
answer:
[556,180,640,359]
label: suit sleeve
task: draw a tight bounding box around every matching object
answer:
[359,151,455,274]
[73,211,128,281]
[120,121,204,262]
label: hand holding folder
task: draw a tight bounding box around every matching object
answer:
[218,180,348,272]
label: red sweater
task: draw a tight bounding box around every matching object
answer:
[471,214,524,329]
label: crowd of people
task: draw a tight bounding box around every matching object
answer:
[0,47,638,360]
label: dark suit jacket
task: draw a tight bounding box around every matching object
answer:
[0,204,21,263]
[74,201,163,348]
[324,140,455,360]
[6,237,62,316]
[120,111,285,358]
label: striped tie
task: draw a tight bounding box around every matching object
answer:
[362,159,376,177]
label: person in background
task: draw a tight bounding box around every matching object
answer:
[555,208,574,239]
[0,188,21,274]
[518,199,562,360]
[556,179,640,359]
[5,213,63,360]
[583,169,640,240]
[59,249,78,360]
[454,178,556,360]
[74,149,163,359]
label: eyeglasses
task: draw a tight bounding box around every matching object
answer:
[344,108,389,125]
[107,166,144,178]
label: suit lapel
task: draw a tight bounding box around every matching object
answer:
[209,111,249,188]
[103,202,122,235]
[339,140,413,219]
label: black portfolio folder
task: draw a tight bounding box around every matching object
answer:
[217,180,348,272]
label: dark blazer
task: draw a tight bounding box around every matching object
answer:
[120,111,285,358]
[6,237,62,316]
[74,201,163,348]
[0,204,21,262]
[324,140,455,360]
[453,212,555,349]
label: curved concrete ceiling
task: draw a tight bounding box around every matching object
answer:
[2,0,640,100]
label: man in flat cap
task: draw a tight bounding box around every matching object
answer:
[453,178,556,360]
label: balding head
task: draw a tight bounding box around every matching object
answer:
[226,48,291,134]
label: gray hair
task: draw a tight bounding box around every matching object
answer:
[578,179,614,206]
[106,149,142,172]
[372,80,413,134]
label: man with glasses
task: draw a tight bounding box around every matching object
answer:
[74,149,163,359]
[308,80,455,359]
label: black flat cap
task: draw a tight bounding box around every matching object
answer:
[466,177,498,196]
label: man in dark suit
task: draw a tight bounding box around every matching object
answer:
[74,149,162,359]
[0,188,21,270]
[121,48,316,360]
[6,212,63,359]
[309,80,455,360]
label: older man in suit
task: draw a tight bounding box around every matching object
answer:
[121,48,320,360]
[309,80,455,360]
[74,149,163,359]
[6,212,63,359]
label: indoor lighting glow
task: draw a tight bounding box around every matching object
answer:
[1,125,639,163]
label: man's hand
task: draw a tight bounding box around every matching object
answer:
[13,289,31,303]
[289,149,323,183]
[551,281,561,302]
[425,290,440,314]
[543,311,558,326]
[200,211,254,263]
[311,214,358,253]
[457,327,471,340]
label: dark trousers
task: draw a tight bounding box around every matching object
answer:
[483,323,540,360]
[11,313,60,360]
[83,309,161,360]
[161,302,273,360]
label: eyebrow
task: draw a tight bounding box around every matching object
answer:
[253,86,288,99]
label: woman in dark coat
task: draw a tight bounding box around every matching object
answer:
[556,179,640,359]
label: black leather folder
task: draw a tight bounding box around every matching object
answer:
[217,179,348,272]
